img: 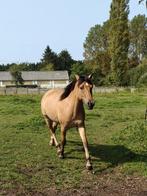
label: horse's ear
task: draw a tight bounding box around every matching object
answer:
[88,74,93,79]
[75,74,80,80]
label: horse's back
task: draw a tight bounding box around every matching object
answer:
[41,88,63,120]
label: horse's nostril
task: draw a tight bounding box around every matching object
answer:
[87,101,95,109]
[88,101,92,107]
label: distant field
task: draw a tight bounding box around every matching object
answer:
[0,92,147,195]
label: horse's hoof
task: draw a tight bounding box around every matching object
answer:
[49,142,54,146]
[86,164,93,170]
[86,162,93,170]
[58,154,64,159]
[49,140,55,146]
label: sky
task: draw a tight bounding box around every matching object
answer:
[0,0,146,64]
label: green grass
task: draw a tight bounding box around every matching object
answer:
[0,92,147,193]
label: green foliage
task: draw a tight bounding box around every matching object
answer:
[58,50,74,72]
[39,63,54,71]
[83,21,111,86]
[41,45,58,70]
[1,62,41,72]
[128,58,147,86]
[70,61,88,80]
[83,22,109,60]
[86,51,111,86]
[129,14,147,61]
[83,11,147,86]
[108,0,130,86]
[40,46,74,71]
[9,64,24,86]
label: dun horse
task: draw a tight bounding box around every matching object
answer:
[41,74,95,170]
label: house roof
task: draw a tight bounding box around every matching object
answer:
[0,72,13,81]
[0,71,69,81]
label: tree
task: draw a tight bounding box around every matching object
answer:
[58,50,74,71]
[84,51,111,85]
[129,14,147,62]
[0,64,7,71]
[9,64,24,86]
[70,61,88,80]
[83,21,111,85]
[108,0,130,86]
[83,21,110,61]
[139,0,147,7]
[39,63,54,71]
[128,58,147,86]
[41,46,58,70]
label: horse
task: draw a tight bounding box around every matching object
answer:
[41,74,95,170]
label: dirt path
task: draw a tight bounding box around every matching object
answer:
[1,173,147,196]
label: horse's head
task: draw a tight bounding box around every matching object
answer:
[75,74,95,110]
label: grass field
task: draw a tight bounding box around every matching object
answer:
[0,92,147,195]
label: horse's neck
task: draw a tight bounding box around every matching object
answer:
[67,89,84,117]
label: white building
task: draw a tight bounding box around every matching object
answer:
[0,71,69,88]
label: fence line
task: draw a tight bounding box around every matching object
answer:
[0,87,47,95]
[0,86,138,95]
[93,87,136,93]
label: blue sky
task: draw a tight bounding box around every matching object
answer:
[0,0,146,64]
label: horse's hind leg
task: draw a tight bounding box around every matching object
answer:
[44,115,59,148]
[49,121,58,146]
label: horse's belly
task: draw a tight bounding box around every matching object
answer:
[41,89,63,122]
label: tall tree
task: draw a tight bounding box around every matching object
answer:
[83,21,111,85]
[83,21,110,61]
[58,50,74,71]
[108,0,130,85]
[129,14,147,62]
[41,46,58,70]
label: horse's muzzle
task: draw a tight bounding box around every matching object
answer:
[87,101,95,110]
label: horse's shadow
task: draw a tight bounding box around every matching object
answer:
[65,140,147,172]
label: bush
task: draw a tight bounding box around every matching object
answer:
[128,58,147,86]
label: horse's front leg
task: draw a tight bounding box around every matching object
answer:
[58,126,66,159]
[78,126,92,170]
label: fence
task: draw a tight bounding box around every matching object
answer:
[0,86,137,95]
[0,87,48,95]
[93,87,136,93]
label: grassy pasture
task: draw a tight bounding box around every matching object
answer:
[0,92,147,194]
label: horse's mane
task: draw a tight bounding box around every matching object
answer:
[60,80,76,100]
[60,75,92,100]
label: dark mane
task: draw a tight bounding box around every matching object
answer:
[60,80,76,100]
[60,75,92,100]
